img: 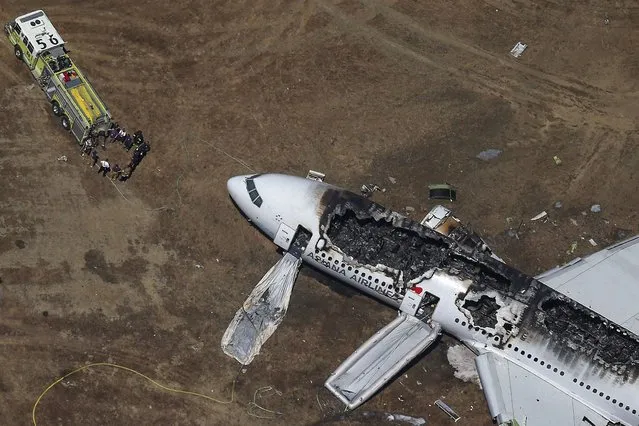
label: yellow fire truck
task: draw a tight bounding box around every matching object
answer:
[4,10,112,143]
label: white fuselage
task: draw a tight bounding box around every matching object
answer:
[227,173,639,425]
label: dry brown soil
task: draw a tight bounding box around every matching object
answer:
[1,0,637,425]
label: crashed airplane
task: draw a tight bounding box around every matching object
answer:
[222,172,639,426]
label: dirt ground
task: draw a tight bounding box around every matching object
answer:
[1,0,637,425]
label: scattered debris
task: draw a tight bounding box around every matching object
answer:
[553,155,562,165]
[405,206,416,214]
[554,201,562,209]
[590,204,601,213]
[589,238,598,247]
[615,229,630,241]
[509,41,527,58]
[446,345,480,386]
[476,149,502,161]
[385,413,427,425]
[568,241,578,254]
[530,211,548,221]
[195,264,204,269]
[306,170,325,182]
[360,183,385,197]
[569,218,579,226]
[57,155,68,162]
[350,412,426,425]
[435,399,461,422]
[428,184,457,201]
[505,219,523,239]
[388,176,397,184]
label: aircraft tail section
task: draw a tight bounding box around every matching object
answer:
[221,252,302,365]
[325,313,441,410]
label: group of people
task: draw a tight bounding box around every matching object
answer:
[80,122,151,182]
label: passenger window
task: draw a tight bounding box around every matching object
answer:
[14,23,22,34]
[27,42,34,54]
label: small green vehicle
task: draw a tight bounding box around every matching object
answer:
[4,9,112,143]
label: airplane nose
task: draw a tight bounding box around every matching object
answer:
[227,172,326,241]
[227,175,247,205]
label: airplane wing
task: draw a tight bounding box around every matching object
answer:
[535,235,639,336]
[476,352,614,426]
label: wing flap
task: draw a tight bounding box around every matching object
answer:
[325,313,441,410]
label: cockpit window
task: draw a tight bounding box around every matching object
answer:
[245,176,263,207]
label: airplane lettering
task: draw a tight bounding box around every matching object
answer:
[307,252,397,298]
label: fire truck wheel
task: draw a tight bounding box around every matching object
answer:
[14,46,23,61]
[60,115,71,131]
[52,101,62,116]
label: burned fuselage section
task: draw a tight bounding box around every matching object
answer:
[326,209,448,286]
[314,188,639,382]
[533,293,639,375]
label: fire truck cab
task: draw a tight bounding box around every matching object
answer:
[5,10,111,143]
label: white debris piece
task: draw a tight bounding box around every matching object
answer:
[446,344,481,386]
[510,41,528,58]
[589,238,598,246]
[57,155,68,162]
[435,399,461,422]
[530,211,548,221]
[361,183,385,197]
[221,252,302,365]
[306,170,325,182]
[388,176,397,184]
[385,413,427,425]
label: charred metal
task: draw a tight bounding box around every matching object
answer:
[462,296,500,328]
[325,209,448,284]
[535,296,639,371]
[318,189,639,376]
[319,189,534,294]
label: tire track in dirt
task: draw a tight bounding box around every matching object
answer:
[367,0,607,97]
[483,0,639,28]
[315,0,541,105]
[315,0,635,131]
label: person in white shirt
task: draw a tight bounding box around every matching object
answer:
[98,159,110,176]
